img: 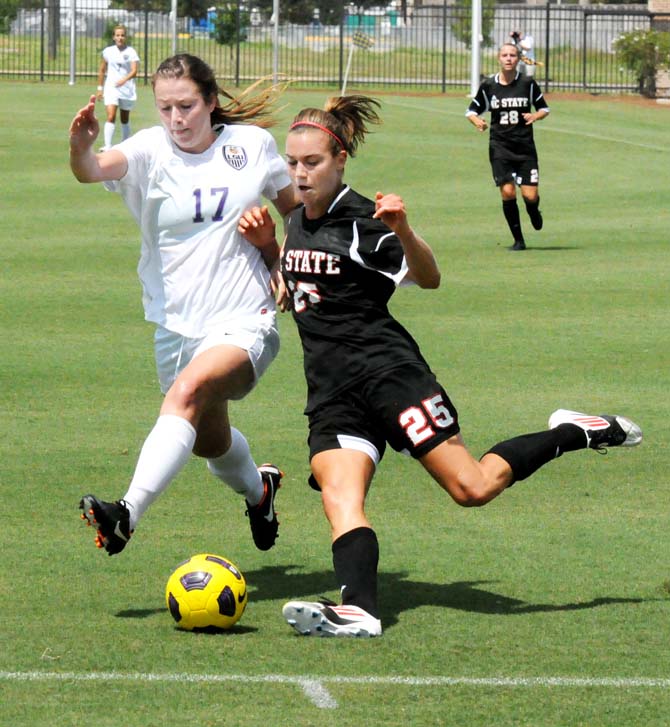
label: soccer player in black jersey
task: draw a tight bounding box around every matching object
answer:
[238,97,642,638]
[467,42,549,250]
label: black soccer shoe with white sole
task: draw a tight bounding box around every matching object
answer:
[79,494,132,556]
[548,409,642,451]
[246,464,283,551]
[282,599,382,638]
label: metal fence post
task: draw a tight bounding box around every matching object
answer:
[40,0,45,82]
[339,14,344,91]
[143,1,148,85]
[68,0,76,85]
[235,0,240,87]
[441,0,447,94]
[544,1,550,90]
[582,9,587,91]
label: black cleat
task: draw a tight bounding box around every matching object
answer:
[548,409,642,451]
[79,495,132,556]
[246,465,282,551]
[509,240,526,251]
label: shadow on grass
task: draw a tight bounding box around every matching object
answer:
[242,565,657,630]
[499,245,579,252]
[116,565,657,632]
[525,245,580,251]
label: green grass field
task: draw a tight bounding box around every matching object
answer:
[1,82,669,726]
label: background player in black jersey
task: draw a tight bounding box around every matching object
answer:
[467,42,549,250]
[238,97,642,638]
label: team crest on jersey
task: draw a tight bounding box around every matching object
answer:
[223,145,247,170]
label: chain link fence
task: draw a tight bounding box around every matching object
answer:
[0,1,656,93]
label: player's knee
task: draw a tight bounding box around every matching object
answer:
[320,479,347,510]
[453,487,489,508]
[165,375,208,416]
[446,475,492,508]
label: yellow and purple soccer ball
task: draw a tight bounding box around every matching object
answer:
[165,553,247,631]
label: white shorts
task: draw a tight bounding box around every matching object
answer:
[153,316,280,396]
[103,90,136,110]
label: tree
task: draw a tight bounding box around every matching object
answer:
[250,0,381,26]
[0,0,39,34]
[451,0,496,50]
[109,0,210,22]
[613,28,670,97]
[211,2,249,65]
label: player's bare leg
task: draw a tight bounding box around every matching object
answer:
[420,434,512,506]
[282,449,382,637]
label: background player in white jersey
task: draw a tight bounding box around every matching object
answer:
[239,96,642,637]
[69,53,298,556]
[96,25,140,150]
[467,42,548,250]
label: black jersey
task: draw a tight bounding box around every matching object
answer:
[281,186,430,414]
[467,72,548,160]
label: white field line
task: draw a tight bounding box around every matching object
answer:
[2,671,670,711]
[384,98,670,153]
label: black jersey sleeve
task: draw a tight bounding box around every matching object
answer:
[350,217,407,283]
[466,79,491,116]
[530,80,549,112]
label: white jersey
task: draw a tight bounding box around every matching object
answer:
[102,44,139,101]
[106,124,292,338]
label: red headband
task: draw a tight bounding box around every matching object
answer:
[289,121,345,150]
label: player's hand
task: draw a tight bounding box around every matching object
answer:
[474,117,488,132]
[523,112,537,125]
[69,95,100,153]
[373,192,412,237]
[273,268,292,312]
[238,205,277,249]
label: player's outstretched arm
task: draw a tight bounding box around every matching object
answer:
[373,192,440,289]
[69,95,127,183]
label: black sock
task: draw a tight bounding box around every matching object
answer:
[502,198,524,243]
[524,196,543,230]
[485,424,587,483]
[524,196,540,214]
[332,526,379,618]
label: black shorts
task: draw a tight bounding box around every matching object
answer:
[307,362,460,465]
[490,156,539,187]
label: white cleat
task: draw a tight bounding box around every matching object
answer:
[548,409,642,450]
[282,600,382,638]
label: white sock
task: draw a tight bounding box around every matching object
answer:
[121,122,131,140]
[103,121,115,148]
[207,427,263,505]
[123,415,196,530]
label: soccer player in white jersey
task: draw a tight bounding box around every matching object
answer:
[96,25,140,150]
[239,96,642,638]
[69,54,298,556]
